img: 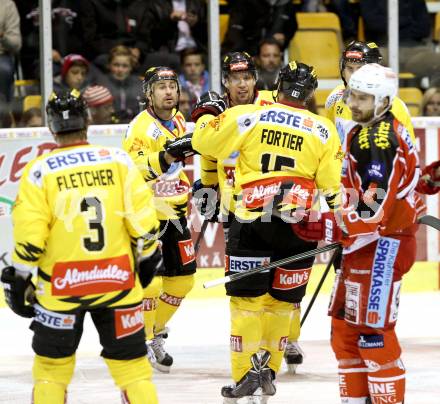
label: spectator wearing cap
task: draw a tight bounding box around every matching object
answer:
[53,54,90,93]
[98,45,144,123]
[83,85,115,125]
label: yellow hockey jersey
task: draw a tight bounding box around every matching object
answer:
[12,144,160,311]
[200,90,275,215]
[123,109,190,220]
[192,102,342,221]
[325,84,416,146]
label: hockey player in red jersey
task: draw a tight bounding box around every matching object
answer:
[1,90,162,404]
[329,64,423,404]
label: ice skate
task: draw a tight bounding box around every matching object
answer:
[222,351,276,404]
[149,328,173,373]
[284,341,304,374]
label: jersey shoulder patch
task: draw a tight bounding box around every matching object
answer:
[325,87,344,110]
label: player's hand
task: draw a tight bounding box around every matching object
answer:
[138,248,164,288]
[165,133,195,161]
[192,179,220,222]
[1,266,35,318]
[191,91,226,122]
[291,212,342,243]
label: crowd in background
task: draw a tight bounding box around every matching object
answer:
[1,0,440,128]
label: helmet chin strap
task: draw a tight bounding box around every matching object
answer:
[148,88,179,121]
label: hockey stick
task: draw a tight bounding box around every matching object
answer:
[300,246,342,327]
[418,214,440,231]
[194,219,209,254]
[203,242,341,289]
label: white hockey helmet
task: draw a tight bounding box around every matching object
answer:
[348,63,398,112]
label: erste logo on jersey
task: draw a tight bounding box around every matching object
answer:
[178,239,195,265]
[34,304,76,330]
[365,238,399,328]
[272,267,311,290]
[45,148,112,172]
[114,304,144,339]
[225,255,270,273]
[52,254,134,296]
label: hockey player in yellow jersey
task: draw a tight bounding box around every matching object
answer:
[325,40,415,149]
[122,66,196,373]
[192,52,275,229]
[167,61,343,402]
[1,90,162,404]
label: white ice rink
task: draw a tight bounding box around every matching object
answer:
[1,292,439,403]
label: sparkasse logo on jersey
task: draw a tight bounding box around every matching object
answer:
[114,304,144,339]
[34,304,76,330]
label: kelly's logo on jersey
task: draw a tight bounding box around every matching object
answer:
[52,254,134,296]
[272,267,311,290]
[114,304,144,339]
[178,239,195,265]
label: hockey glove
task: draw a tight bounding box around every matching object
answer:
[1,266,36,318]
[192,179,220,222]
[138,248,164,288]
[291,212,342,243]
[165,133,196,161]
[191,91,226,122]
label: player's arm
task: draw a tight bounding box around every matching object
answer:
[343,130,398,237]
[123,120,170,182]
[118,152,163,287]
[12,160,50,273]
[192,105,259,161]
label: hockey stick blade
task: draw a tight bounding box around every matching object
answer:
[418,214,440,231]
[203,242,340,289]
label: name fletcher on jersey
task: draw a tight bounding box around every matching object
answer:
[55,169,115,191]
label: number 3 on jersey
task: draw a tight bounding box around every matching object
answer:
[261,153,295,174]
[80,197,105,251]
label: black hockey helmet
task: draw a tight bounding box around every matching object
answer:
[142,66,180,95]
[275,61,317,102]
[221,52,257,85]
[46,89,88,134]
[340,41,383,84]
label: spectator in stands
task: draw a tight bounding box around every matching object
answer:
[178,48,209,108]
[0,0,22,103]
[98,45,143,123]
[18,107,43,127]
[421,88,440,117]
[359,0,440,87]
[255,38,283,91]
[325,0,359,43]
[79,0,153,73]
[179,87,192,121]
[82,84,115,125]
[222,0,298,56]
[15,0,83,79]
[53,54,90,93]
[145,0,207,71]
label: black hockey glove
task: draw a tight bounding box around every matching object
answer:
[165,133,196,161]
[192,179,220,222]
[1,266,36,318]
[138,248,164,288]
[191,91,226,122]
